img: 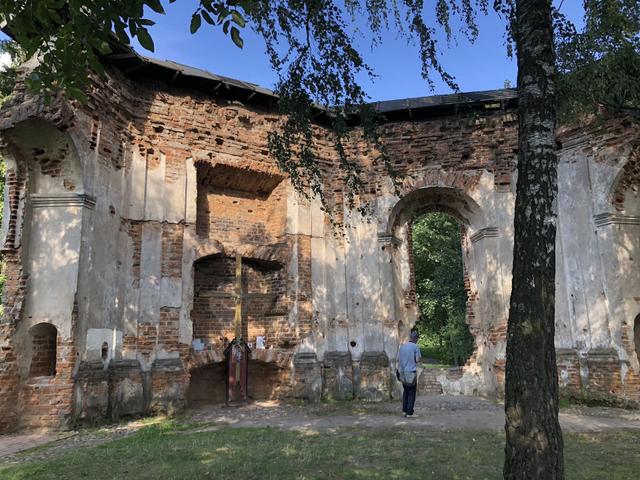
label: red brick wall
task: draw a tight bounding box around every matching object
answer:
[612,148,640,212]
[635,315,640,360]
[0,324,20,432]
[159,308,181,354]
[191,256,290,348]
[196,180,287,244]
[18,338,76,430]
[162,224,183,278]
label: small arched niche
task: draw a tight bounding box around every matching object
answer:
[28,323,58,378]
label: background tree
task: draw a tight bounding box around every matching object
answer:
[556,0,640,118]
[412,213,473,366]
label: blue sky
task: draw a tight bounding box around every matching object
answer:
[1,1,585,102]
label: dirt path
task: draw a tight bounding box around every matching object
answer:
[2,395,639,465]
[188,395,640,433]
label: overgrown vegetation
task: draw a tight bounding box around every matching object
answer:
[556,0,640,119]
[412,213,474,367]
[1,421,639,480]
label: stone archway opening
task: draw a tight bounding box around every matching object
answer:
[386,185,504,396]
[410,212,474,368]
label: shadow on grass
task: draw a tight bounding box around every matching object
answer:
[1,421,639,479]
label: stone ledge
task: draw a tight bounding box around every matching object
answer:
[594,213,640,227]
[29,193,96,209]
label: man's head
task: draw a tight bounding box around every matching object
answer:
[410,331,419,343]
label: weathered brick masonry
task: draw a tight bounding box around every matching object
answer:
[0,49,639,431]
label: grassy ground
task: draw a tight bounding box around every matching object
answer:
[2,421,639,479]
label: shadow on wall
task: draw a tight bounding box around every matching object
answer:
[186,360,288,406]
[191,254,287,350]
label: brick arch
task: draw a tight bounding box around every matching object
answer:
[2,119,85,195]
[0,119,87,430]
[385,178,504,396]
[386,184,488,237]
[609,146,640,214]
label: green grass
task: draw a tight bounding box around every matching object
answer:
[2,421,639,480]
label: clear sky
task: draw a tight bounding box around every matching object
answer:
[1,1,585,102]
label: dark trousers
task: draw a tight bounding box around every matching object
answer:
[402,383,417,416]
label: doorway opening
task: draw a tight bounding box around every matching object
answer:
[410,212,474,368]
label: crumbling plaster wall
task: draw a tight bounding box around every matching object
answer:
[1,60,640,430]
[306,110,519,398]
[555,116,640,402]
[0,67,328,427]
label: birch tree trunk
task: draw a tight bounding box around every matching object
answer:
[504,0,564,478]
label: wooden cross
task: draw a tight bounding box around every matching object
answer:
[234,254,243,339]
[227,254,249,405]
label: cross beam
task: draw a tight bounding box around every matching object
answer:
[234,254,242,339]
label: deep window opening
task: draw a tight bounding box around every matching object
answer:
[411,212,474,368]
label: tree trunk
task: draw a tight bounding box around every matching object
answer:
[504,1,564,479]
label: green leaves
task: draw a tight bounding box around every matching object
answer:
[190,1,246,48]
[0,0,253,103]
[556,0,640,119]
[231,10,245,28]
[230,26,243,48]
[190,14,202,34]
[145,0,165,14]
[136,27,155,51]
[0,40,26,103]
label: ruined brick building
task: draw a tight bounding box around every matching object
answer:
[0,43,639,431]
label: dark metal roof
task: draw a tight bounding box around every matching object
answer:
[374,89,517,113]
[104,40,280,109]
[103,40,518,123]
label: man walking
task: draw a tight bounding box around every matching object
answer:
[397,330,422,417]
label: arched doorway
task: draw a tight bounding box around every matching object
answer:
[1,119,86,429]
[605,148,640,378]
[385,185,507,396]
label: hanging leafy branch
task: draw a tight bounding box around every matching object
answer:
[0,1,247,101]
[0,1,495,214]
[247,1,492,215]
